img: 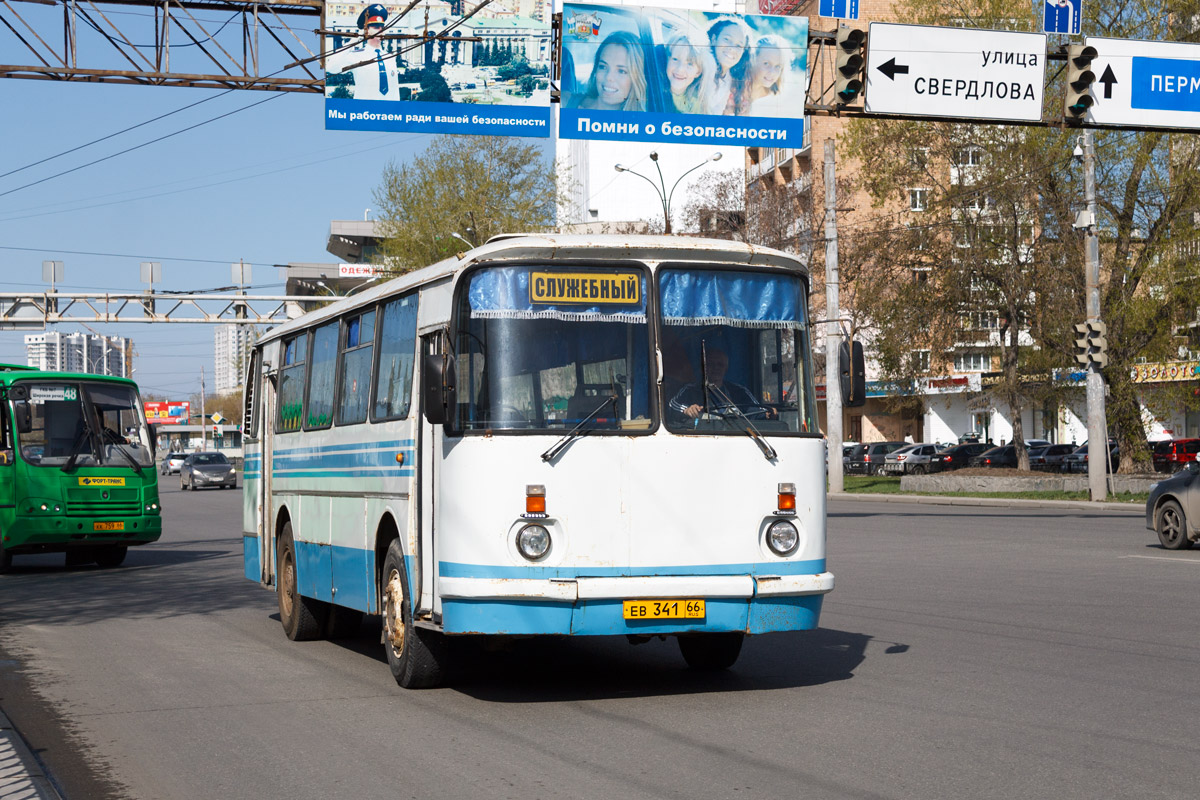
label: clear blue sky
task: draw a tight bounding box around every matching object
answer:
[0,78,442,399]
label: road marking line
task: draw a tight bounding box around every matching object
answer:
[1122,555,1200,563]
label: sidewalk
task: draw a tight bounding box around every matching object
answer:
[829,492,1145,514]
[0,710,61,800]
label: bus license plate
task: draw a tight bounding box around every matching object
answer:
[93,521,124,532]
[623,599,705,620]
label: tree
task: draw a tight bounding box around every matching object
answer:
[842,0,1200,471]
[373,136,559,271]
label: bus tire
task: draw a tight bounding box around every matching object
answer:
[0,540,12,574]
[95,546,127,568]
[382,539,446,689]
[277,522,328,641]
[65,549,95,567]
[677,632,744,670]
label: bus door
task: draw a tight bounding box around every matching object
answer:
[259,357,276,587]
[417,330,443,618]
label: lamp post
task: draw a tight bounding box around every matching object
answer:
[614,151,723,234]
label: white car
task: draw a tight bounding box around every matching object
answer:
[160,452,187,475]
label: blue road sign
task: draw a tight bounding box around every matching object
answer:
[820,0,859,20]
[1043,0,1081,35]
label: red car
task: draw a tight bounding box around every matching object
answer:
[1152,438,1200,474]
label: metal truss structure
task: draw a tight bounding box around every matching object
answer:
[0,291,315,328]
[0,0,325,92]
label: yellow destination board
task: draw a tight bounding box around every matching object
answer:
[530,272,640,305]
[78,477,126,487]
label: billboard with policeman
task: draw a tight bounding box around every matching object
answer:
[559,3,807,147]
[324,2,552,137]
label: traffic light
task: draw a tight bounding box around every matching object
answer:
[1073,319,1108,369]
[834,26,866,105]
[1064,44,1098,120]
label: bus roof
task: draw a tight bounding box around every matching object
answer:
[0,365,139,388]
[259,234,807,346]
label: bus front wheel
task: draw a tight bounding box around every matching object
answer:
[382,539,446,689]
[95,546,127,568]
[0,540,12,574]
[678,632,744,670]
[277,522,328,641]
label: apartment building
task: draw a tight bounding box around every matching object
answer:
[214,325,260,396]
[24,332,133,377]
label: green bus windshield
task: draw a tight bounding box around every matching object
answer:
[13,381,154,469]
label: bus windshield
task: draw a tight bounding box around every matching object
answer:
[660,267,817,435]
[453,266,653,432]
[14,381,155,468]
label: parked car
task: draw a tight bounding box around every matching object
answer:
[846,441,907,475]
[968,445,1021,468]
[883,443,941,475]
[159,452,187,475]
[1062,440,1118,473]
[1152,438,1200,474]
[929,442,992,472]
[1029,443,1076,471]
[1146,459,1200,549]
[180,452,237,490]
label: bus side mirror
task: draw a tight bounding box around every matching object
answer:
[422,354,457,425]
[839,340,866,408]
[13,403,31,434]
[148,423,159,457]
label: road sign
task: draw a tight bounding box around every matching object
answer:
[1084,37,1200,129]
[1043,0,1081,35]
[819,0,859,20]
[865,23,1047,122]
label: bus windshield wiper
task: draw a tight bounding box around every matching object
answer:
[99,427,143,475]
[61,418,95,473]
[540,394,618,462]
[707,383,777,461]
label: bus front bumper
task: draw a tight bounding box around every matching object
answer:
[437,572,834,636]
[2,514,162,554]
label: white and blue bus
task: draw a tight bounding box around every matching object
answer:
[241,235,834,688]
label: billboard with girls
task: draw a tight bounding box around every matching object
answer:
[559,3,807,147]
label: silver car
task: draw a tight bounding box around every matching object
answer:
[159,452,187,475]
[1146,460,1200,549]
[180,452,238,490]
[882,443,941,475]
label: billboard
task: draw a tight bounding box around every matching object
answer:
[324,2,552,137]
[144,401,191,425]
[560,4,807,147]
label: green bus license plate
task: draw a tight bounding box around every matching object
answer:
[93,521,124,531]
[623,599,705,620]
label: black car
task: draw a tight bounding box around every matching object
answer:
[1146,460,1200,549]
[967,445,1017,468]
[1029,443,1076,471]
[1062,441,1118,473]
[929,442,991,472]
[846,441,907,476]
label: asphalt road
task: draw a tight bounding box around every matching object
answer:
[1,485,1197,800]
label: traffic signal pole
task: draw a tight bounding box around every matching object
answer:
[825,139,844,493]
[1083,130,1107,501]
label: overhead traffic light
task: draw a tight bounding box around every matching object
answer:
[1073,319,1108,369]
[1064,44,1098,121]
[834,26,866,105]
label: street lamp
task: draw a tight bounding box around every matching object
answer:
[450,232,473,248]
[614,151,722,234]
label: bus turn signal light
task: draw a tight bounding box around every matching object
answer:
[777,483,796,512]
[526,484,546,515]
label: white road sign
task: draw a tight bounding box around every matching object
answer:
[865,23,1047,121]
[1084,37,1200,129]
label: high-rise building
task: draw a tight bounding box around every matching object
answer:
[214,325,259,396]
[24,332,133,377]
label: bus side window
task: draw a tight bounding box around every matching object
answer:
[303,321,339,430]
[276,333,307,433]
[336,309,375,426]
[371,294,419,421]
[242,349,260,440]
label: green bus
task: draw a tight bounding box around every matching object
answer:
[0,364,162,572]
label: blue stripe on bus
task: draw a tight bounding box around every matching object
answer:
[437,559,826,580]
[272,451,413,470]
[244,535,260,582]
[441,595,824,635]
[271,440,414,456]
[271,469,415,479]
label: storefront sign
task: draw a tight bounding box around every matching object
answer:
[1130,360,1200,383]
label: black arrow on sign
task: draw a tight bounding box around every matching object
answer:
[877,57,910,81]
[1098,64,1117,99]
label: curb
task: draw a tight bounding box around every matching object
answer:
[829,492,1145,515]
[0,709,63,800]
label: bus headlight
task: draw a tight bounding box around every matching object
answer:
[516,524,551,561]
[766,520,799,556]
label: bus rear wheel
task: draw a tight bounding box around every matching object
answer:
[95,546,127,568]
[0,541,12,574]
[678,632,744,670]
[277,522,328,641]
[381,539,446,689]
